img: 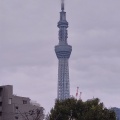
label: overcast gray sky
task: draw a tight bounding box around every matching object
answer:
[0,0,120,113]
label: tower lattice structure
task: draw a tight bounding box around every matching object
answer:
[55,0,72,100]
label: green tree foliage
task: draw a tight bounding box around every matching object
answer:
[49,98,116,120]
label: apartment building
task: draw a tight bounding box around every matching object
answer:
[0,85,44,120]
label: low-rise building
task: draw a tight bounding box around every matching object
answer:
[0,85,44,120]
[112,107,120,120]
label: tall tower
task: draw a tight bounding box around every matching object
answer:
[55,0,72,100]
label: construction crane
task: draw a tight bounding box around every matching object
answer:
[76,87,79,99]
[76,87,82,100]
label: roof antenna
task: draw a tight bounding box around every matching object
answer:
[61,0,64,11]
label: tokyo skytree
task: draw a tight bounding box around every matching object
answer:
[55,0,72,100]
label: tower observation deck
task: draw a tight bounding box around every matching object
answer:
[55,0,72,100]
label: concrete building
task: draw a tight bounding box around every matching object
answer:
[112,107,120,120]
[55,0,72,100]
[0,85,44,120]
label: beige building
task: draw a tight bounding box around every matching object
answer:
[0,85,44,120]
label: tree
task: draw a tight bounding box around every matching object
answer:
[49,98,116,120]
[17,108,44,120]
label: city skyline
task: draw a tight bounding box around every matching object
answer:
[0,0,120,113]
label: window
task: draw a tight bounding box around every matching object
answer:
[8,98,12,104]
[15,106,18,109]
[15,106,19,113]
[0,112,2,116]
[15,116,18,119]
[0,102,2,106]
[0,88,2,96]
[23,100,27,104]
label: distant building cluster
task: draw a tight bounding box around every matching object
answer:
[0,85,44,120]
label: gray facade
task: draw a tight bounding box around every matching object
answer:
[55,0,72,100]
[0,85,44,120]
[112,107,120,120]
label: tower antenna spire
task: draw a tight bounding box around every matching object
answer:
[55,0,72,100]
[61,0,64,11]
